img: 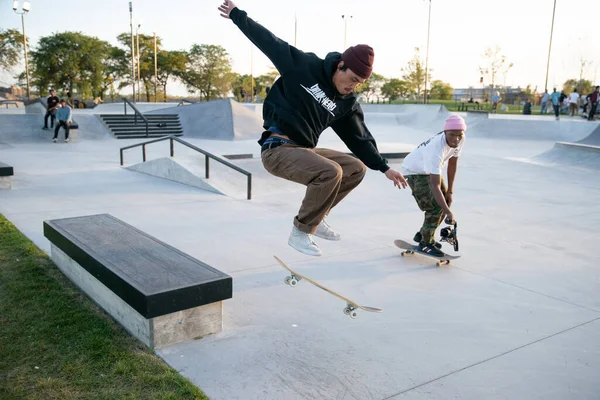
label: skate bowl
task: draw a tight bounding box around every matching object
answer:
[531,142,600,170]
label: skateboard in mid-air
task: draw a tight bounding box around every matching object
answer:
[394,239,461,266]
[273,256,382,319]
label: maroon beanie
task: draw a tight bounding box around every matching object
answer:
[341,44,374,79]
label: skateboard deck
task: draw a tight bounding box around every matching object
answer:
[273,255,382,318]
[394,239,461,266]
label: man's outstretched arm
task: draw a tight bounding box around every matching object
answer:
[218,0,303,76]
[330,106,407,189]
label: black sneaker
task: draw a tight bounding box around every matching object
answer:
[413,232,442,249]
[417,242,445,257]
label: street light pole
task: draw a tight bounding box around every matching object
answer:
[154,32,158,102]
[12,1,31,101]
[136,24,141,102]
[342,15,353,49]
[544,0,556,92]
[424,0,431,104]
[129,2,136,103]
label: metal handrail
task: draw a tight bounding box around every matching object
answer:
[119,135,252,200]
[123,98,149,137]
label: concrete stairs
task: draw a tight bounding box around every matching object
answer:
[100,114,183,139]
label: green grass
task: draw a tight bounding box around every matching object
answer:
[0,214,209,400]
[381,98,564,116]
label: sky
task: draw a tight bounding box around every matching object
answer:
[1,0,599,97]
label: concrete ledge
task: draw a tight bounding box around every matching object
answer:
[43,213,232,349]
[0,176,11,189]
[50,244,223,349]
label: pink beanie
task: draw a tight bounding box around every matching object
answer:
[444,115,467,132]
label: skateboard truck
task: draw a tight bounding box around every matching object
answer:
[440,219,459,252]
[284,274,302,287]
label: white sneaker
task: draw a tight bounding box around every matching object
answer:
[314,219,341,241]
[288,226,322,256]
[52,138,57,143]
[64,138,70,143]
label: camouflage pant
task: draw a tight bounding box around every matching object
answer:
[407,175,447,244]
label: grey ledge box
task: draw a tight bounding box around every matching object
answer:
[43,213,233,349]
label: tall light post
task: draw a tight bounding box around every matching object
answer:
[154,32,158,102]
[423,0,431,104]
[294,14,297,47]
[129,2,136,102]
[12,1,31,100]
[136,23,141,102]
[341,15,353,49]
[544,0,556,92]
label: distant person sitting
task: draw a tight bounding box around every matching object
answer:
[523,99,532,115]
[53,99,72,143]
[43,89,60,130]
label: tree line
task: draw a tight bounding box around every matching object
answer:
[16,28,595,104]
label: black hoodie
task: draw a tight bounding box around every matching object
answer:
[230,7,389,172]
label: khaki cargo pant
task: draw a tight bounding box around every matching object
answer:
[407,175,447,244]
[261,144,367,234]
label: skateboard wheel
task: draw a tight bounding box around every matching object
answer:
[436,262,441,267]
[401,252,406,257]
[350,311,358,319]
[289,278,298,287]
[344,307,350,315]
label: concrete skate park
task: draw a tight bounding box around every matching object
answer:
[1,99,599,399]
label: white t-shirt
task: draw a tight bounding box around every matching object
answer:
[401,132,464,176]
[568,92,579,104]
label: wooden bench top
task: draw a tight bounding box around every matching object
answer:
[43,214,232,318]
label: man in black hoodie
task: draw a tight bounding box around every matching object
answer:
[219,0,408,256]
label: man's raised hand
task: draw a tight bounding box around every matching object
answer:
[218,0,237,19]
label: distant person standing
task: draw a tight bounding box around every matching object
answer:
[43,89,60,130]
[589,86,599,121]
[492,91,501,113]
[550,88,561,120]
[540,89,550,114]
[53,99,72,143]
[568,90,579,116]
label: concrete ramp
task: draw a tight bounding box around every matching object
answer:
[0,114,112,146]
[531,142,600,170]
[125,157,225,195]
[467,117,596,142]
[576,124,600,146]
[146,99,263,141]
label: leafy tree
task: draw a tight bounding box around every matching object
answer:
[381,78,410,101]
[29,32,110,99]
[156,50,187,101]
[402,47,431,97]
[0,28,25,70]
[117,33,171,102]
[356,72,386,102]
[563,78,592,95]
[180,44,233,101]
[479,45,513,99]
[429,80,454,100]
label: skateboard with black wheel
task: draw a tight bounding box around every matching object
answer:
[273,256,382,319]
[394,239,461,266]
